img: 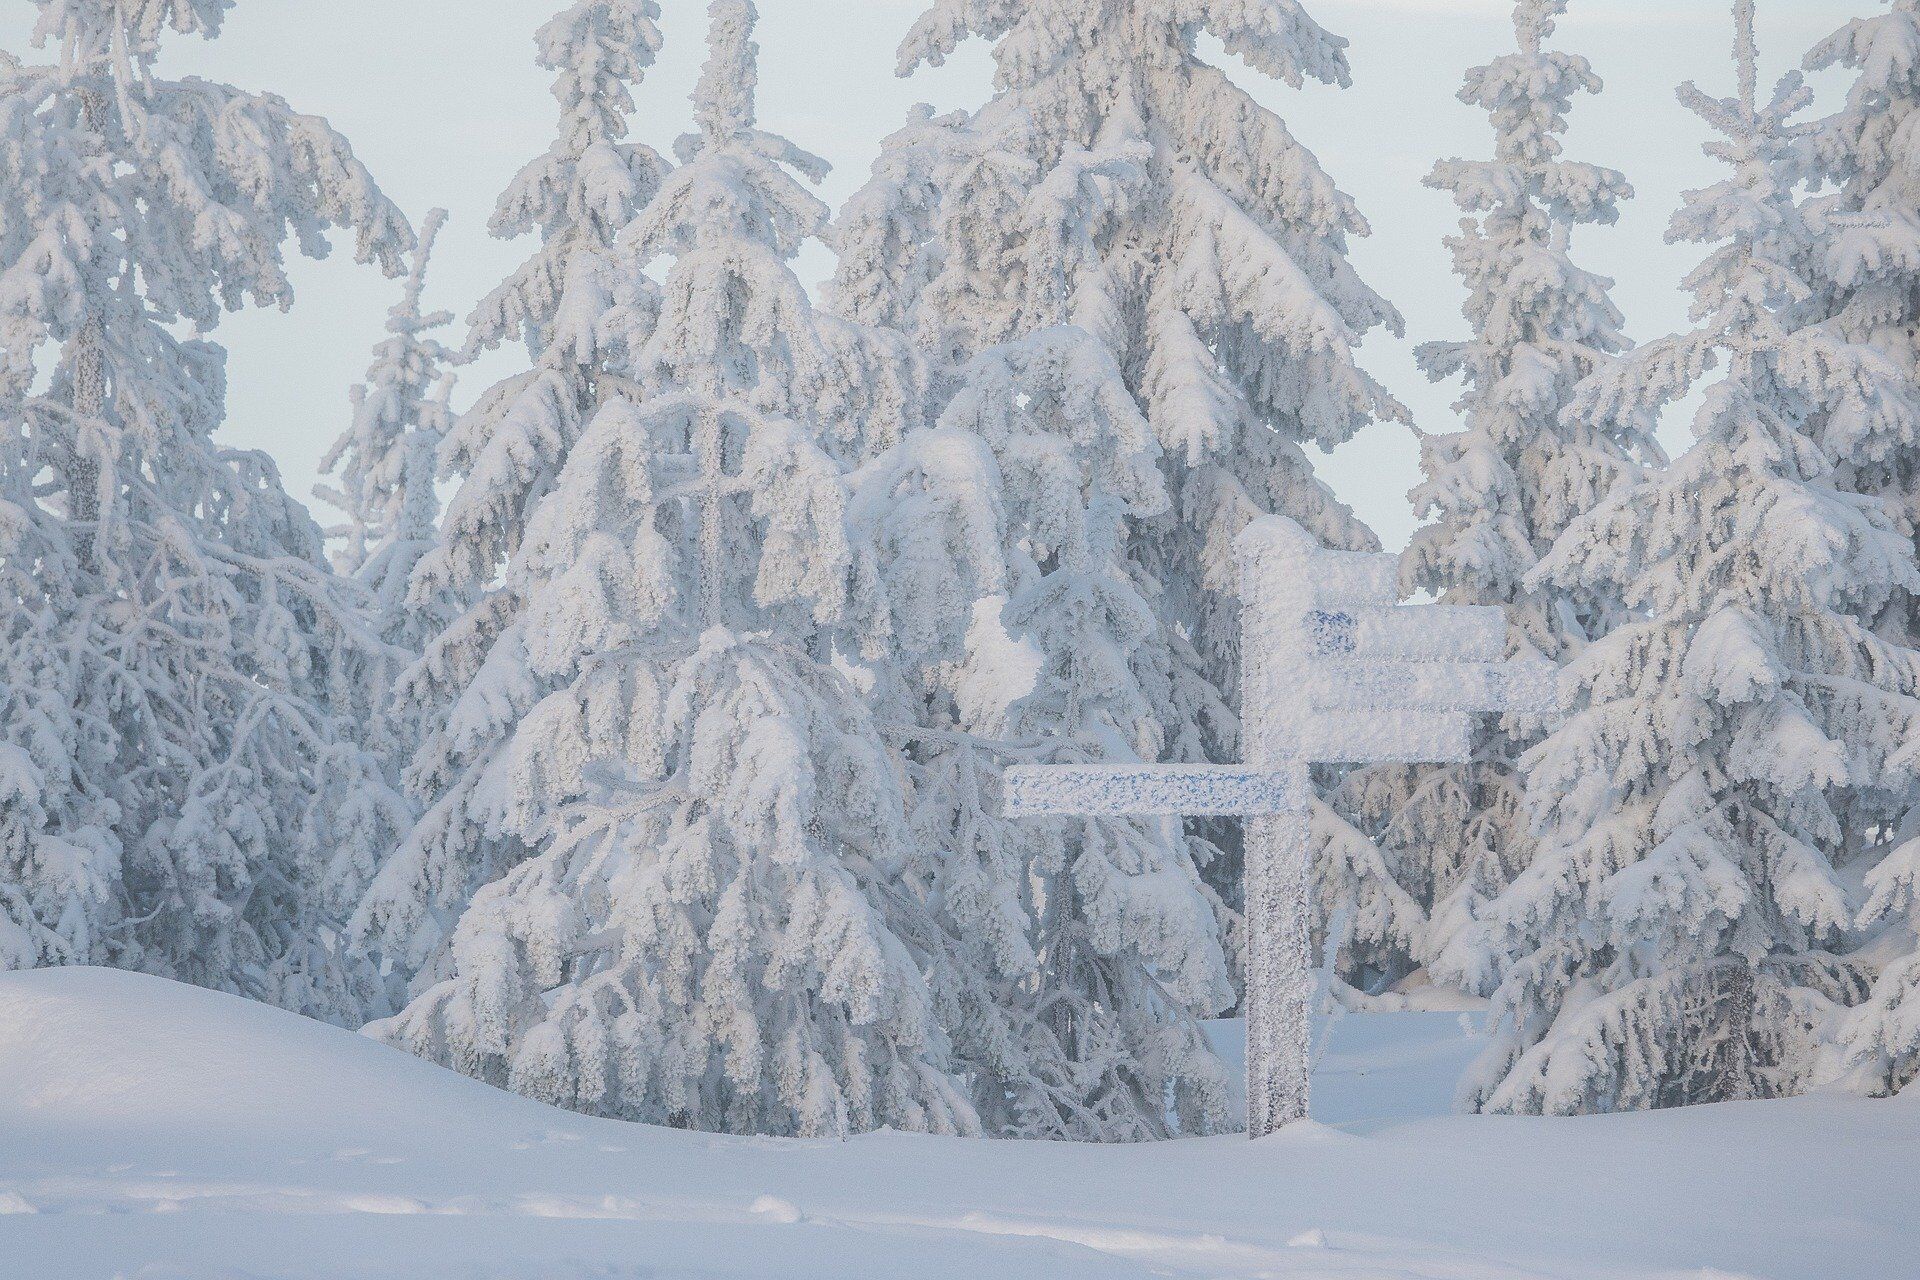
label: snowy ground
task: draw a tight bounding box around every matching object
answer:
[0,969,1911,1280]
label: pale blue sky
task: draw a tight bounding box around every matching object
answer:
[0,0,1864,548]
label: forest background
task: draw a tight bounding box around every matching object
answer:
[0,0,1859,549]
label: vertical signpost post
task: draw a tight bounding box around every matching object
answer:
[1004,516,1560,1137]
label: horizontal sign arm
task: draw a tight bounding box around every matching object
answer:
[1304,605,1507,663]
[1003,765,1307,818]
[1310,658,1561,716]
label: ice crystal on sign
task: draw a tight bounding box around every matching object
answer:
[1004,766,1306,818]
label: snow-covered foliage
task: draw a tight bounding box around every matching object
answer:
[876,329,1235,1139]
[352,0,670,982]
[1465,3,1920,1115]
[0,0,410,1021]
[311,211,465,1000]
[834,0,1406,1135]
[1331,0,1654,997]
[366,1,975,1139]
[859,0,1407,575]
[836,0,1405,760]
[318,208,464,658]
[1800,0,1920,1100]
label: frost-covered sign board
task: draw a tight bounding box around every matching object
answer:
[1005,516,1560,1138]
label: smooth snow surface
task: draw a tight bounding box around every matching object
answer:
[0,968,1912,1279]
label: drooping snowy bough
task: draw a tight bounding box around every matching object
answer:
[0,0,410,1021]
[1800,0,1920,1100]
[1468,4,1920,1115]
[365,0,977,1139]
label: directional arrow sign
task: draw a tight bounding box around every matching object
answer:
[1000,515,1568,1141]
[1004,765,1307,817]
[1304,606,1507,663]
[1310,659,1560,715]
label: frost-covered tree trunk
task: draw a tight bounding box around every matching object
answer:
[352,0,668,983]
[834,0,1401,1137]
[0,0,411,1022]
[366,0,975,1139]
[1800,0,1920,1098]
[1466,3,1920,1114]
[1331,0,1654,997]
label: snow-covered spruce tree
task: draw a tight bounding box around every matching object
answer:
[1800,1,1920,1098]
[351,0,669,983]
[1331,0,1653,997]
[871,0,1406,623]
[367,0,975,1138]
[1802,2,1920,560]
[0,0,411,1018]
[1465,3,1920,1114]
[308,211,464,985]
[1840,837,1920,1093]
[318,207,463,656]
[835,0,1401,1123]
[852,328,1235,1139]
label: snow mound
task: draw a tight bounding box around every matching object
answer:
[1,968,1915,1280]
[0,966,505,1138]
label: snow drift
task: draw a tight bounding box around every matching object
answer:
[0,968,1913,1279]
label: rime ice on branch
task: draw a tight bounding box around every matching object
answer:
[0,0,410,1020]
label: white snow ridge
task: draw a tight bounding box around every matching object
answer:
[0,967,1912,1280]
